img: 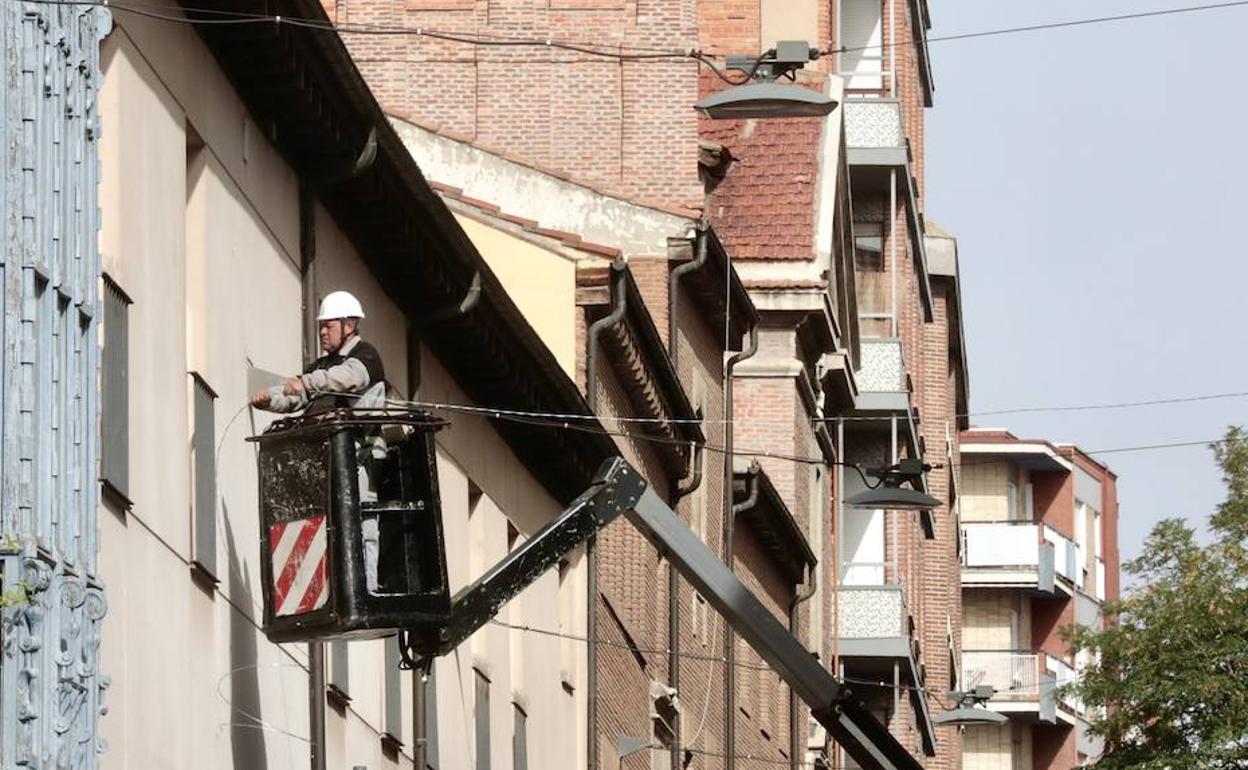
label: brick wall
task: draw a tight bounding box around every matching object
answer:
[328,0,705,211]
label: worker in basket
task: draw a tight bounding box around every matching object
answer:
[251,290,389,591]
[250,290,386,414]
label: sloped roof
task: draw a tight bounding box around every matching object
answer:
[702,115,823,261]
[181,0,617,504]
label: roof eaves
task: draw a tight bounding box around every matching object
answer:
[184,0,617,504]
[734,466,817,585]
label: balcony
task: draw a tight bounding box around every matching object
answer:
[1046,655,1083,723]
[837,585,910,642]
[962,650,1057,724]
[849,339,918,435]
[836,584,936,755]
[842,100,933,321]
[1043,525,1079,595]
[961,522,1056,595]
[844,99,905,158]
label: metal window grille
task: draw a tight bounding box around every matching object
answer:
[329,641,350,701]
[101,274,130,499]
[384,636,403,744]
[474,669,490,770]
[189,372,217,580]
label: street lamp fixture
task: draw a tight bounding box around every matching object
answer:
[695,40,838,119]
[844,458,942,512]
[931,686,1009,727]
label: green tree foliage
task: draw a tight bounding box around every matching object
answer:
[1067,426,1248,769]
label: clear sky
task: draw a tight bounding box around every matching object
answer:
[924,1,1248,568]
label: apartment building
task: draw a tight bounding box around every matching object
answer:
[959,429,1120,770]
[334,0,970,767]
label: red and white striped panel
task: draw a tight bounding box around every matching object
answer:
[270,515,329,617]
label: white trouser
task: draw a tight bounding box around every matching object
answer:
[357,435,386,593]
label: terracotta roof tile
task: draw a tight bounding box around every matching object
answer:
[701,109,822,262]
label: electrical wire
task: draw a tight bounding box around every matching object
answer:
[30,0,1248,64]
[825,0,1248,56]
[255,389,1240,473]
[488,618,1051,702]
[369,386,1248,427]
[19,0,707,62]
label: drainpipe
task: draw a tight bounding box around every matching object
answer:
[412,657,432,770]
[789,564,818,770]
[669,224,709,373]
[668,226,707,768]
[298,184,328,770]
[585,259,627,770]
[721,311,756,770]
[669,440,704,769]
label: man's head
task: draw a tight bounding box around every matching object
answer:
[316,291,365,354]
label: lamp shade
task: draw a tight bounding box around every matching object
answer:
[932,706,1008,727]
[845,486,942,511]
[695,82,838,119]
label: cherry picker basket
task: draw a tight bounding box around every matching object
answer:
[250,409,450,643]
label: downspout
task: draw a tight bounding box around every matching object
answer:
[669,224,709,372]
[669,441,704,770]
[298,184,328,770]
[668,225,708,769]
[585,259,627,770]
[412,657,432,770]
[789,564,818,770]
[722,319,757,770]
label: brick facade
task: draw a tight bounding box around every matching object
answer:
[339,0,964,767]
[323,0,705,211]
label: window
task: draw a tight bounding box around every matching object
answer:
[189,372,218,581]
[384,636,403,745]
[650,692,677,770]
[328,641,350,702]
[512,703,528,770]
[474,669,491,770]
[557,558,577,688]
[100,274,131,501]
[841,0,884,90]
[853,222,888,336]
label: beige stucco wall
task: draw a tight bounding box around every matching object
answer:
[962,724,1016,770]
[454,214,577,377]
[963,591,1030,650]
[961,460,1013,521]
[97,10,585,770]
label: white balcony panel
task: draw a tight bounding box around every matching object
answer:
[1044,525,1078,583]
[857,338,904,392]
[964,524,1039,568]
[843,100,902,148]
[837,587,905,638]
[1047,655,1084,717]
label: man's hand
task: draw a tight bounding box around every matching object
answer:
[282,377,305,397]
[250,389,271,408]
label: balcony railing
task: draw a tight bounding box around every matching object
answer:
[961,522,1056,593]
[836,585,907,639]
[857,339,905,393]
[1043,525,1079,585]
[844,99,904,149]
[1047,655,1083,715]
[963,650,1041,698]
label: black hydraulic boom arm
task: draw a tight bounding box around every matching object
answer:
[417,457,924,770]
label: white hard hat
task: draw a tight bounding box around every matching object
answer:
[317,291,365,321]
